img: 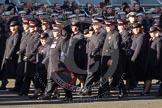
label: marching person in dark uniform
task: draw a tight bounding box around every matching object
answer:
[30,33,50,99]
[98,20,126,98]
[80,17,107,96]
[38,25,73,101]
[83,26,94,85]
[11,18,31,92]
[116,20,131,97]
[0,19,6,80]
[19,20,41,96]
[117,20,133,91]
[98,20,116,98]
[65,20,86,92]
[126,12,138,90]
[0,21,22,90]
[130,22,149,91]
[144,26,162,96]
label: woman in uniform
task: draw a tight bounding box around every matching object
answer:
[30,33,50,99]
[0,21,22,90]
[130,22,149,92]
[144,26,162,95]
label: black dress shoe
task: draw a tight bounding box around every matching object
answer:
[0,86,7,90]
[97,95,108,98]
[50,94,60,99]
[156,81,161,84]
[157,94,162,97]
[76,88,83,95]
[9,88,19,92]
[18,92,28,96]
[0,80,9,90]
[97,92,110,98]
[140,92,149,96]
[81,91,91,96]
[77,91,82,95]
[37,95,52,100]
[29,95,39,99]
[118,93,127,98]
[62,97,73,102]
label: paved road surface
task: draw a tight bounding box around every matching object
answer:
[0,80,162,108]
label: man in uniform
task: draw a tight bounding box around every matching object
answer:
[19,20,41,96]
[98,20,125,98]
[11,17,31,92]
[130,23,149,90]
[126,12,138,90]
[117,20,132,97]
[30,33,50,99]
[65,20,86,90]
[80,17,107,96]
[38,24,73,101]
